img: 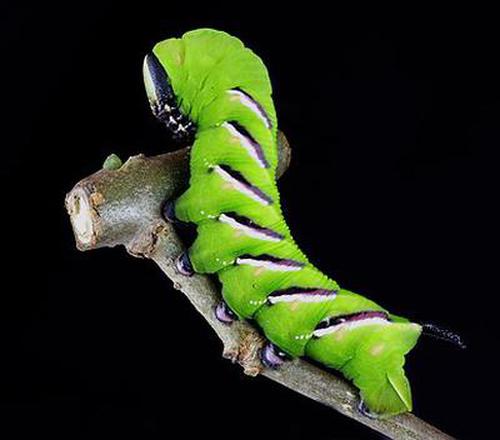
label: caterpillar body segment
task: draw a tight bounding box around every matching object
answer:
[144,28,422,417]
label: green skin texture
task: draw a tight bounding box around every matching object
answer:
[149,29,422,417]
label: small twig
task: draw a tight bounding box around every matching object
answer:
[65,132,454,440]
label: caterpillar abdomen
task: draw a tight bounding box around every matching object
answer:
[143,29,422,417]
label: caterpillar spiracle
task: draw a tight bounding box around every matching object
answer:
[143,28,423,418]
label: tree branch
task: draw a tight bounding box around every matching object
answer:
[65,132,454,440]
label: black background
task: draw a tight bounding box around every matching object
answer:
[1,2,497,439]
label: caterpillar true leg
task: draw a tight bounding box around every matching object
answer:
[142,28,435,418]
[358,400,381,420]
[260,343,291,369]
[162,200,179,224]
[175,252,194,277]
[215,300,238,324]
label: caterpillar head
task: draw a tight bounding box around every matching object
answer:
[142,52,195,144]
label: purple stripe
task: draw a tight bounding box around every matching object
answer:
[220,212,284,240]
[237,254,304,268]
[217,165,273,204]
[228,121,270,168]
[315,311,389,332]
[268,286,337,299]
[233,87,273,129]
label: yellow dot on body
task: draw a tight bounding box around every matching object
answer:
[370,343,385,356]
[335,329,346,341]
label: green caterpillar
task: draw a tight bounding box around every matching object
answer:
[143,28,423,417]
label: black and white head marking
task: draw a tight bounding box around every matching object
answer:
[267,287,338,304]
[143,52,196,143]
